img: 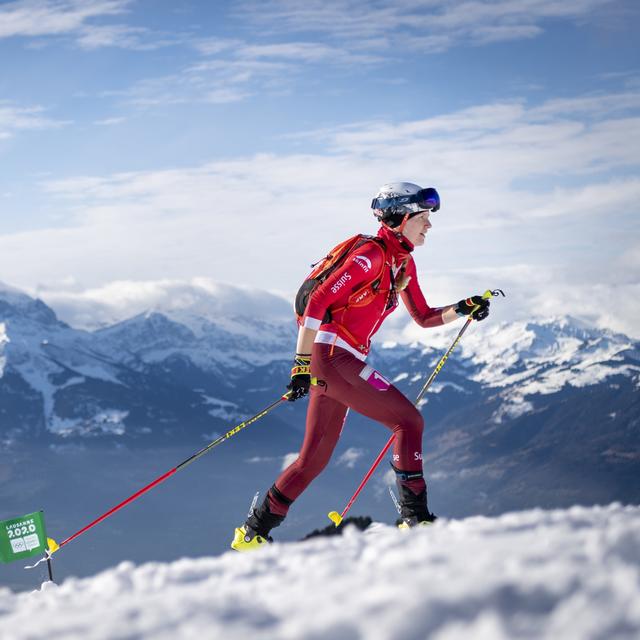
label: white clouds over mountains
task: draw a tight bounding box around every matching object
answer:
[1,1,637,340]
[0,87,637,337]
[34,278,293,331]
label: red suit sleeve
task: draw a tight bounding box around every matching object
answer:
[302,241,386,330]
[400,258,445,328]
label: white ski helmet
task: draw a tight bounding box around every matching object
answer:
[371,182,440,227]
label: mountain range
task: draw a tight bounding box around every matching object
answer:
[1,281,638,590]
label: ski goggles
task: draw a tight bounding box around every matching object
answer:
[371,187,440,213]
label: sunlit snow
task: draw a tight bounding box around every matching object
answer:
[49,409,129,436]
[2,503,638,640]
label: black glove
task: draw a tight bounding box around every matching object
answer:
[286,354,312,401]
[455,295,490,321]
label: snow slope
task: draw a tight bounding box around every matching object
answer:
[2,503,639,639]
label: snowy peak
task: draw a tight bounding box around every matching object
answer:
[124,282,296,351]
[96,311,198,349]
[93,308,295,373]
[0,280,31,302]
[457,316,629,361]
[434,316,640,423]
[0,283,63,328]
[450,316,638,388]
[379,315,640,427]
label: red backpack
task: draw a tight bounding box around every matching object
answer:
[294,234,386,324]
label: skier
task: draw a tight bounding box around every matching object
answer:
[231,182,490,550]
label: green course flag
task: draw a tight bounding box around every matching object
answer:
[0,511,48,564]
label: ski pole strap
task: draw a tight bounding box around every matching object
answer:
[291,354,311,377]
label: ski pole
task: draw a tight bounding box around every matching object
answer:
[328,435,395,526]
[46,392,291,557]
[328,289,504,526]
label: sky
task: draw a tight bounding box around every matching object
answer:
[0,0,639,337]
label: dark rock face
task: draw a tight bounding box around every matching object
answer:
[303,516,373,539]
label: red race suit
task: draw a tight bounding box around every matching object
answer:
[269,225,446,517]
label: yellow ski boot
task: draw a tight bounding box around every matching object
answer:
[230,525,272,552]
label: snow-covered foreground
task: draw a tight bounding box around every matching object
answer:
[2,504,639,640]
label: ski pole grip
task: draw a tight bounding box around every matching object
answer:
[469,291,490,317]
[470,289,505,318]
[483,288,506,299]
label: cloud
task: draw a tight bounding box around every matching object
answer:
[246,456,282,463]
[193,40,341,63]
[0,102,70,138]
[336,448,366,469]
[281,452,299,470]
[75,24,173,51]
[0,89,637,337]
[235,0,615,51]
[65,0,615,110]
[203,87,252,105]
[0,0,129,39]
[0,0,178,50]
[239,41,326,60]
[32,278,293,330]
[302,98,640,219]
[106,59,276,107]
[531,91,640,119]
[115,36,381,108]
[379,264,640,342]
[111,0,618,110]
[192,38,241,56]
[93,116,126,126]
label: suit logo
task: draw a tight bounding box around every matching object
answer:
[353,255,372,272]
[330,271,351,294]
